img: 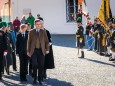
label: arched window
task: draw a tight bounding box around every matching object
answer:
[66,0,78,22]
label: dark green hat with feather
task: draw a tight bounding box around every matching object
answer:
[76,17,82,23]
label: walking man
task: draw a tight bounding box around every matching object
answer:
[16,24,28,82]
[27,19,49,85]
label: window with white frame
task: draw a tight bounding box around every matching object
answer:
[66,0,78,22]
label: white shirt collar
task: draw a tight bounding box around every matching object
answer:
[35,29,40,32]
[22,32,25,34]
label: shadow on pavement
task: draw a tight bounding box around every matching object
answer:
[44,77,73,86]
[2,80,18,86]
[2,72,73,86]
[51,34,76,48]
[84,58,115,67]
[2,72,32,86]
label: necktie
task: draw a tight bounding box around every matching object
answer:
[36,30,39,36]
[22,34,25,41]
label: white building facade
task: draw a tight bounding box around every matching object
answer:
[0,0,115,34]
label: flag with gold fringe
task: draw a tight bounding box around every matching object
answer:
[98,0,112,31]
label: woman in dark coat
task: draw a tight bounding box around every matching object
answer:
[7,25,17,71]
[40,20,55,79]
[2,27,15,75]
[43,29,55,79]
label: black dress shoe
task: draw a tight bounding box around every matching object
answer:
[6,68,10,75]
[109,58,115,61]
[0,77,3,81]
[105,54,111,57]
[1,72,4,75]
[23,78,28,81]
[13,69,17,71]
[20,79,24,82]
[29,70,32,75]
[39,81,43,85]
[33,80,37,84]
[43,75,47,80]
[99,53,104,56]
[33,78,37,84]
[20,78,27,82]
[78,55,84,58]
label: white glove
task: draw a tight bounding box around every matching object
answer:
[76,41,77,47]
[10,44,12,48]
[46,51,49,54]
[27,52,31,57]
[4,52,8,56]
[49,42,52,46]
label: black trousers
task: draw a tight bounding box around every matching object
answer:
[32,48,45,81]
[97,39,102,53]
[19,53,28,80]
[12,52,17,70]
[0,51,4,77]
[94,37,98,51]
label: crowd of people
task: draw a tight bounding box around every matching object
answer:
[76,16,115,62]
[0,11,115,85]
[0,13,55,85]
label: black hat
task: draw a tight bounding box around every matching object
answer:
[77,17,82,23]
[106,18,111,23]
[37,14,40,16]
[112,18,115,24]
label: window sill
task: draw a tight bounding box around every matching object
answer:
[65,22,77,25]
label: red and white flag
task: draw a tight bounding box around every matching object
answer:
[82,0,89,18]
[78,0,90,19]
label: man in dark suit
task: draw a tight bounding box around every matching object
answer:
[16,24,28,82]
[27,19,49,85]
[0,29,7,81]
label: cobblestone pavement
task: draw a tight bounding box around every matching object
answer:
[0,35,115,86]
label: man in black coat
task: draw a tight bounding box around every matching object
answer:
[0,29,7,80]
[110,18,115,61]
[76,17,85,58]
[16,24,28,82]
[92,18,98,52]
